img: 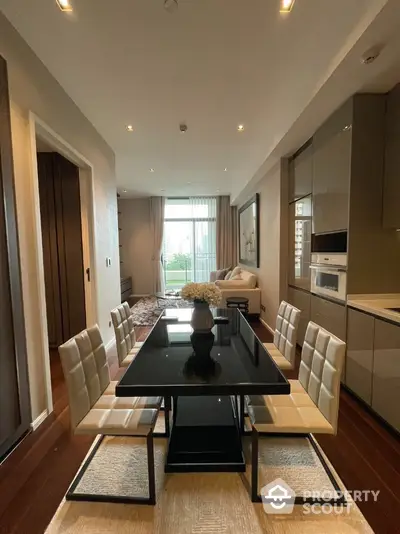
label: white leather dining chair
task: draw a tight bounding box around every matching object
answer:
[247,321,346,503]
[111,301,144,368]
[263,300,301,371]
[59,324,162,504]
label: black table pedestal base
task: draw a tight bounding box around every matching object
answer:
[165,396,245,473]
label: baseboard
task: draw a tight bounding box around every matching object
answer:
[31,409,49,431]
[105,337,116,352]
[260,317,274,335]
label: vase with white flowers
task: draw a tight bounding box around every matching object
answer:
[181,282,222,333]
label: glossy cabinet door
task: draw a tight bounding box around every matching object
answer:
[310,295,346,341]
[372,319,400,432]
[313,100,352,234]
[383,83,400,228]
[287,287,310,347]
[288,196,312,291]
[346,308,374,402]
[289,142,313,202]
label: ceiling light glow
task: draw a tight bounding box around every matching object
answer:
[149,168,155,172]
[280,0,295,13]
[237,124,244,132]
[126,125,133,132]
[224,168,228,172]
[56,0,73,12]
[123,189,127,193]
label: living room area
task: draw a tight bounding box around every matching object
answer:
[119,196,263,326]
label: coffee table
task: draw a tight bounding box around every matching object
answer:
[116,308,289,473]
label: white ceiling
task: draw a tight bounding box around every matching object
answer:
[1,0,399,200]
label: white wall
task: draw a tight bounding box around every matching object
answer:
[0,13,120,422]
[239,160,289,330]
[119,198,153,295]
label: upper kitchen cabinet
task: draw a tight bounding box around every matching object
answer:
[383,83,400,229]
[289,141,313,202]
[312,99,352,235]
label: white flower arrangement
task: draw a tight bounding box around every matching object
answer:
[181,282,222,306]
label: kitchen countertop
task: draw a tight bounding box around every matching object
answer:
[347,294,400,325]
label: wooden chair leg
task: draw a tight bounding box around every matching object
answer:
[146,430,156,505]
[251,426,259,503]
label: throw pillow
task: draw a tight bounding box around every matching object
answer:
[215,267,231,280]
[230,266,242,279]
[224,270,232,280]
[230,274,242,280]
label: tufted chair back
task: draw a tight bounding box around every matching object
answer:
[59,325,110,430]
[273,301,301,367]
[299,322,346,433]
[111,302,136,366]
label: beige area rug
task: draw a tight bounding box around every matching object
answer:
[46,422,373,533]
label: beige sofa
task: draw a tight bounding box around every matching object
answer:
[210,268,261,314]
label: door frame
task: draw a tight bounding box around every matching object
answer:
[28,112,98,415]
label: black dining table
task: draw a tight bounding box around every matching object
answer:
[116,308,290,473]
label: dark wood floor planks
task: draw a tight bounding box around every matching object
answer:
[0,323,399,534]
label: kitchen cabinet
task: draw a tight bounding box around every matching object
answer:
[310,294,346,342]
[287,287,310,347]
[383,83,400,228]
[372,318,400,432]
[312,100,352,234]
[288,196,312,291]
[346,308,374,402]
[289,142,313,202]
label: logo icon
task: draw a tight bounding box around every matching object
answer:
[261,478,295,514]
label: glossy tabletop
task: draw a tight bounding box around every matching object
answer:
[116,308,290,397]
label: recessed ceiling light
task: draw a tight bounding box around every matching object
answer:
[123,189,127,193]
[237,124,244,132]
[280,0,295,13]
[126,125,133,132]
[161,189,165,192]
[216,189,220,193]
[224,168,228,172]
[149,168,155,172]
[187,181,191,184]
[56,0,73,11]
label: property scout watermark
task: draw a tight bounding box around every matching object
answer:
[260,478,380,516]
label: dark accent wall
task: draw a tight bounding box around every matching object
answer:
[37,153,86,346]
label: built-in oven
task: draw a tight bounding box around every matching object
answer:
[310,254,347,302]
[310,231,348,302]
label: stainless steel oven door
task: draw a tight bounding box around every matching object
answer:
[310,265,347,302]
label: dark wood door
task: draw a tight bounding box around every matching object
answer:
[0,56,31,459]
[37,153,86,346]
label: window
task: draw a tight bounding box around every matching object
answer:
[163,198,217,290]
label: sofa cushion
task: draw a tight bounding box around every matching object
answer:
[215,279,252,289]
[230,266,242,279]
[224,270,232,280]
[239,270,257,289]
[215,267,231,280]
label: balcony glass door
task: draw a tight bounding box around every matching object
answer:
[163,198,216,290]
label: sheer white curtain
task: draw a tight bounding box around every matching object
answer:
[190,197,216,282]
[150,196,165,293]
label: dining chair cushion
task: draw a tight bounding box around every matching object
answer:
[76,407,158,436]
[263,343,294,371]
[121,349,140,368]
[94,394,162,411]
[59,325,111,431]
[103,381,118,395]
[111,302,138,367]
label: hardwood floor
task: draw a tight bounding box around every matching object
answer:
[0,323,399,533]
